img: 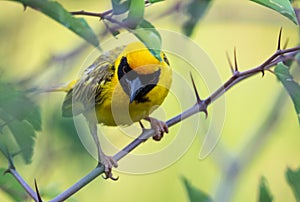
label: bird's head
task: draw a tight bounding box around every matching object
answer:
[116,42,170,103]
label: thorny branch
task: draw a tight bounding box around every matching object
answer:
[2,151,39,202]
[52,31,300,201]
[4,29,300,202]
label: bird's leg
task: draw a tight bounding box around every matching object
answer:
[88,122,118,180]
[144,117,169,141]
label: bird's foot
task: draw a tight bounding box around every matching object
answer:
[98,155,119,180]
[145,117,169,141]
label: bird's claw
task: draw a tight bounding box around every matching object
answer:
[98,155,119,181]
[146,117,169,141]
[102,169,119,181]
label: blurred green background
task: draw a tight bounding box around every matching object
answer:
[0,0,300,201]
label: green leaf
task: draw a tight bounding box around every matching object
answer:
[133,20,162,61]
[0,168,27,202]
[7,120,36,164]
[148,0,165,3]
[124,0,145,29]
[275,62,300,125]
[24,106,42,131]
[0,81,41,164]
[181,176,213,202]
[258,177,273,202]
[0,82,42,130]
[286,167,300,202]
[0,144,9,159]
[111,0,130,15]
[182,0,212,36]
[250,0,298,25]
[9,0,99,47]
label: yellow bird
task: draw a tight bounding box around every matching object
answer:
[58,42,172,179]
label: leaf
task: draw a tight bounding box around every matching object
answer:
[124,0,145,29]
[133,19,162,61]
[24,106,42,131]
[258,177,273,202]
[0,168,27,202]
[250,0,298,25]
[182,0,212,36]
[286,167,300,202]
[0,81,41,164]
[0,82,42,130]
[111,0,131,15]
[7,120,36,164]
[0,144,9,159]
[148,0,165,3]
[9,0,99,47]
[275,62,300,125]
[181,176,213,202]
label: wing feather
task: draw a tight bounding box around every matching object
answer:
[62,46,125,117]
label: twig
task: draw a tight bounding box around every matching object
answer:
[4,154,39,202]
[70,9,113,19]
[46,31,300,201]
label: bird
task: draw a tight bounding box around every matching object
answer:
[54,42,172,179]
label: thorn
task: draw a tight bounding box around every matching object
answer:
[261,68,265,77]
[34,179,43,202]
[22,3,27,11]
[277,27,283,50]
[139,121,145,129]
[190,73,201,103]
[202,109,208,119]
[266,69,275,74]
[3,169,10,175]
[233,47,239,73]
[283,38,289,50]
[226,52,235,74]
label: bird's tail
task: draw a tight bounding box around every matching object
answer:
[27,80,76,94]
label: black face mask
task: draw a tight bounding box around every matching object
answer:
[117,56,161,103]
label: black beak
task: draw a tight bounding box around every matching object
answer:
[125,77,143,103]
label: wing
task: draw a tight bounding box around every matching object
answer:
[62,46,125,117]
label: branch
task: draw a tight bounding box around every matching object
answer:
[46,31,300,201]
[4,153,39,202]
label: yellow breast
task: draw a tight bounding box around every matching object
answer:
[95,42,172,126]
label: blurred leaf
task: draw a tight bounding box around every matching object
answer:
[133,20,162,61]
[0,144,9,159]
[275,62,300,125]
[250,0,298,24]
[124,0,145,29]
[9,0,99,47]
[258,177,273,202]
[111,0,130,15]
[0,81,41,128]
[148,0,165,3]
[0,168,27,202]
[103,21,121,37]
[286,167,300,201]
[0,82,33,121]
[183,0,212,36]
[0,81,41,164]
[7,120,36,164]
[181,176,213,202]
[295,52,300,65]
[24,106,42,131]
